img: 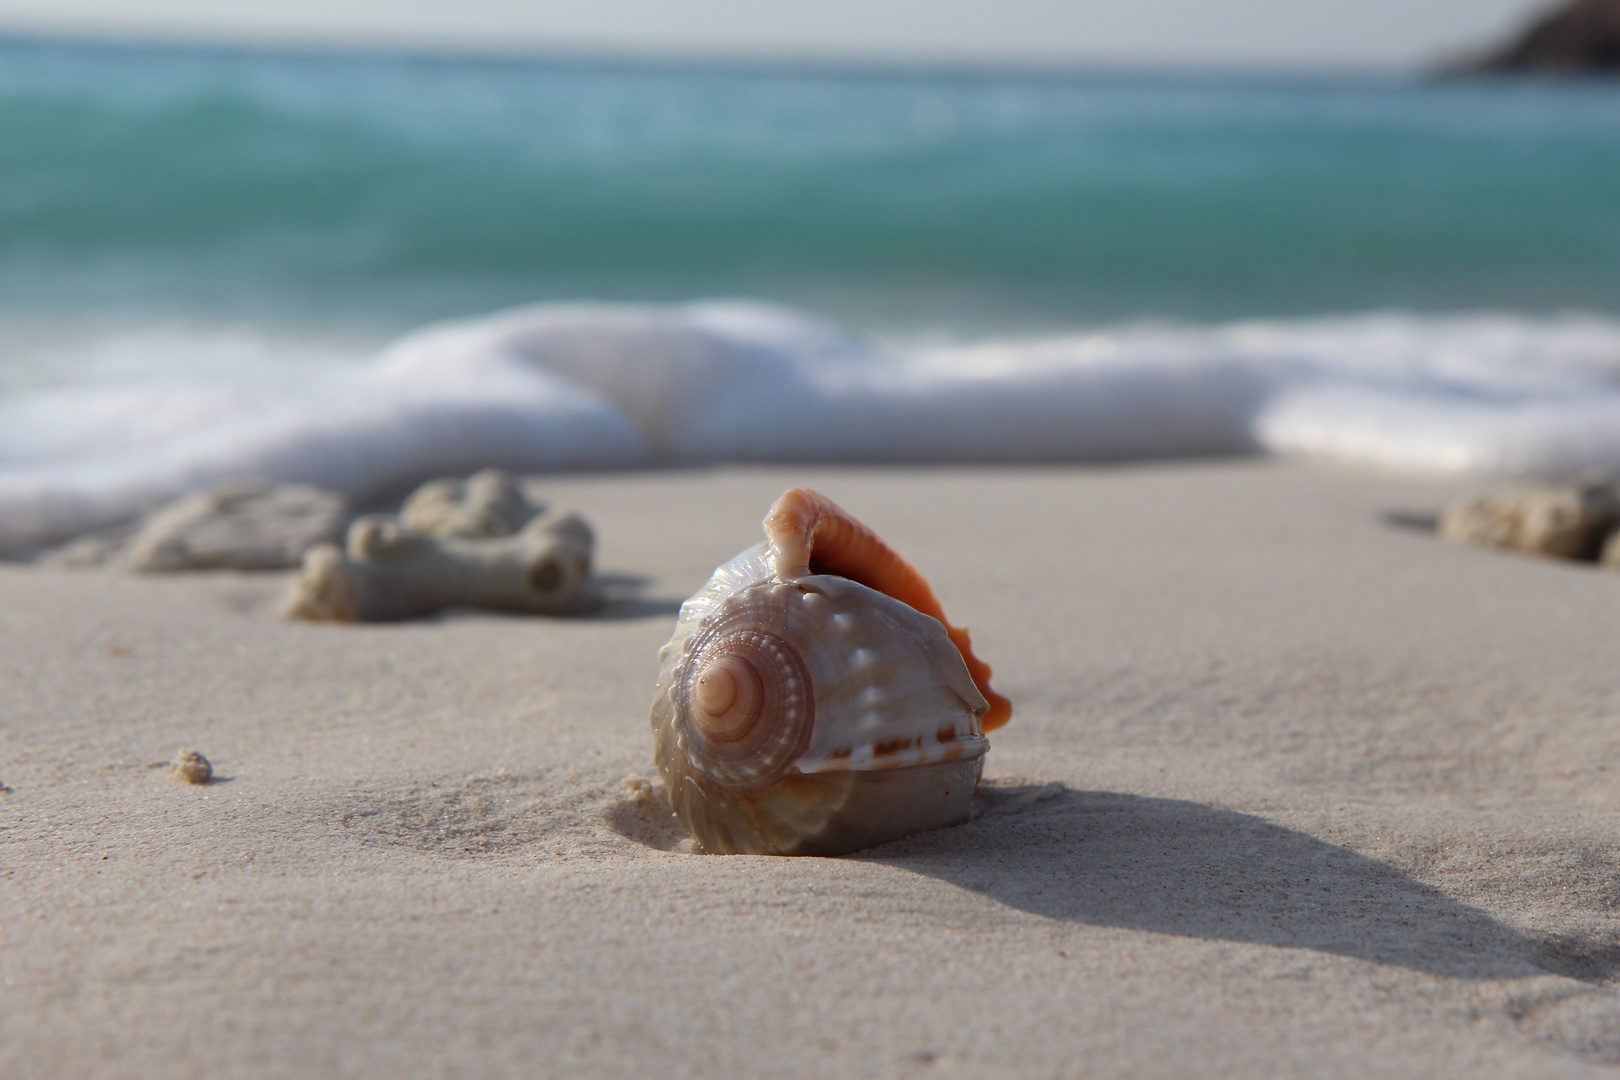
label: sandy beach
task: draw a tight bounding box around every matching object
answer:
[3,460,1619,1078]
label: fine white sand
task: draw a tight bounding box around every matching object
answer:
[4,461,1620,1079]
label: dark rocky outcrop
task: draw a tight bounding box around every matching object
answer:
[1466,0,1620,73]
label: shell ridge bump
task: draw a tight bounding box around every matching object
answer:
[786,574,988,775]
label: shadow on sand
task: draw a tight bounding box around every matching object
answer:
[855,783,1620,983]
[575,572,685,621]
[1381,509,1441,533]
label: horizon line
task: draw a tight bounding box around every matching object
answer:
[0,25,1451,86]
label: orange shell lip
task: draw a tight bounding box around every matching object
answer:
[762,487,1011,731]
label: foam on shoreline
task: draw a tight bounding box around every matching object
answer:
[4,301,1620,550]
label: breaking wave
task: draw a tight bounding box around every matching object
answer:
[4,301,1620,551]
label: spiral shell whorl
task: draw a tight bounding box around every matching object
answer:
[671,594,815,792]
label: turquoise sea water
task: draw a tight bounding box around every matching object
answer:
[3,37,1618,331]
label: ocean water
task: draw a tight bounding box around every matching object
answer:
[2,38,1619,548]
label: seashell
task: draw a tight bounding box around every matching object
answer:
[650,487,1010,856]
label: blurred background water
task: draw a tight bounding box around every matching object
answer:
[3,37,1617,337]
[2,34,1619,547]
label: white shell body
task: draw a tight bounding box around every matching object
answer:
[651,542,990,855]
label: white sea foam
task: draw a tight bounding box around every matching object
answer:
[3,302,1620,550]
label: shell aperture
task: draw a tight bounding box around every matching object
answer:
[650,488,1008,856]
[762,487,1012,731]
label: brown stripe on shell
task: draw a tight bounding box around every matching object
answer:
[872,736,920,758]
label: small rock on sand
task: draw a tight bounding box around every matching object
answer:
[170,748,213,785]
[1437,481,1620,561]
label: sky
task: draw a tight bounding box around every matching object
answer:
[0,0,1554,71]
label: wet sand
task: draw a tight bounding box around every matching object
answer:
[3,461,1619,1078]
